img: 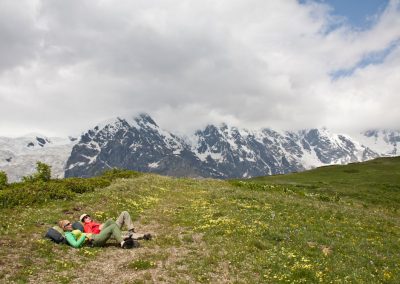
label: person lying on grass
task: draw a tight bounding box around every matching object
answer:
[59,219,135,249]
[79,211,152,240]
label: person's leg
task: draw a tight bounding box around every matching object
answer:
[92,224,123,246]
[99,219,116,231]
[115,211,134,231]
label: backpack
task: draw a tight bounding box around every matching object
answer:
[72,221,84,232]
[45,226,66,244]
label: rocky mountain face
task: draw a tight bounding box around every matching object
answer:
[0,135,76,182]
[65,114,205,178]
[64,114,388,179]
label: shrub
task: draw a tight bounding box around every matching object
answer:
[0,181,75,208]
[59,177,111,194]
[22,161,52,182]
[0,167,136,208]
[35,161,52,181]
[0,171,7,189]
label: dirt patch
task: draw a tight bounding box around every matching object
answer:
[72,224,205,283]
[28,220,207,283]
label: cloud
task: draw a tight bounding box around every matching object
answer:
[0,0,42,72]
[0,0,399,137]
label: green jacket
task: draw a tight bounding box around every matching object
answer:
[65,230,87,248]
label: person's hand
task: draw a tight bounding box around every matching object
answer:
[86,233,93,240]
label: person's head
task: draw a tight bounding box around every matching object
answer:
[59,220,73,231]
[80,214,91,223]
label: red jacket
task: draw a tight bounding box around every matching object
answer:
[83,221,101,234]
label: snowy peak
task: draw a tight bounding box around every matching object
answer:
[65,113,190,178]
[0,134,76,182]
[134,113,158,128]
[0,135,72,154]
[357,129,400,156]
[91,114,159,139]
[64,114,397,179]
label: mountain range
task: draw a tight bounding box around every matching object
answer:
[1,114,399,181]
[0,135,76,182]
[64,114,399,179]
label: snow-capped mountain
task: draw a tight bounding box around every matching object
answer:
[65,114,206,178]
[64,114,389,179]
[0,134,76,182]
[355,129,400,156]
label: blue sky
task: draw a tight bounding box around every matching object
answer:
[331,38,399,79]
[322,0,389,29]
[310,0,396,78]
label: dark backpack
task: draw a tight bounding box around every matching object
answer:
[72,221,84,232]
[45,226,66,244]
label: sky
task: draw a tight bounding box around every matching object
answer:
[0,0,399,137]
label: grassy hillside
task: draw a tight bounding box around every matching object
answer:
[249,156,400,209]
[0,158,399,283]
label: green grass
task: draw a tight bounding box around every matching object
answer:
[128,259,157,270]
[0,157,399,283]
[248,156,400,210]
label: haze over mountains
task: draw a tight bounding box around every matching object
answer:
[1,114,399,181]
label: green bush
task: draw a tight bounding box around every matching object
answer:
[0,167,137,208]
[35,161,52,181]
[0,182,75,208]
[22,161,52,182]
[59,177,111,193]
[0,171,7,189]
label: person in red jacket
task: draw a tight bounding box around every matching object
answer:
[59,219,135,249]
[80,211,151,240]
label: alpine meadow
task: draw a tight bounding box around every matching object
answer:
[0,157,399,283]
[1,1,400,283]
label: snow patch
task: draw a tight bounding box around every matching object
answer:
[196,151,224,162]
[300,147,324,169]
[148,162,160,168]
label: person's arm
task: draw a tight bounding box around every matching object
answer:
[65,232,86,248]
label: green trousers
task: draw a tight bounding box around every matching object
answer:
[92,220,122,246]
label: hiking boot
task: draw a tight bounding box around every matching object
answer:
[132,240,140,248]
[123,229,135,240]
[121,238,134,249]
[143,233,152,240]
[123,234,133,241]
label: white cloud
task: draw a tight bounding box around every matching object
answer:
[0,0,399,137]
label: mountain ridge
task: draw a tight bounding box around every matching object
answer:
[2,114,399,181]
[64,114,397,179]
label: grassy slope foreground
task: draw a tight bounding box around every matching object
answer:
[0,158,399,283]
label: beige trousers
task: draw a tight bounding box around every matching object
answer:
[115,211,135,231]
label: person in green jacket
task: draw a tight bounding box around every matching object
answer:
[59,220,134,249]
